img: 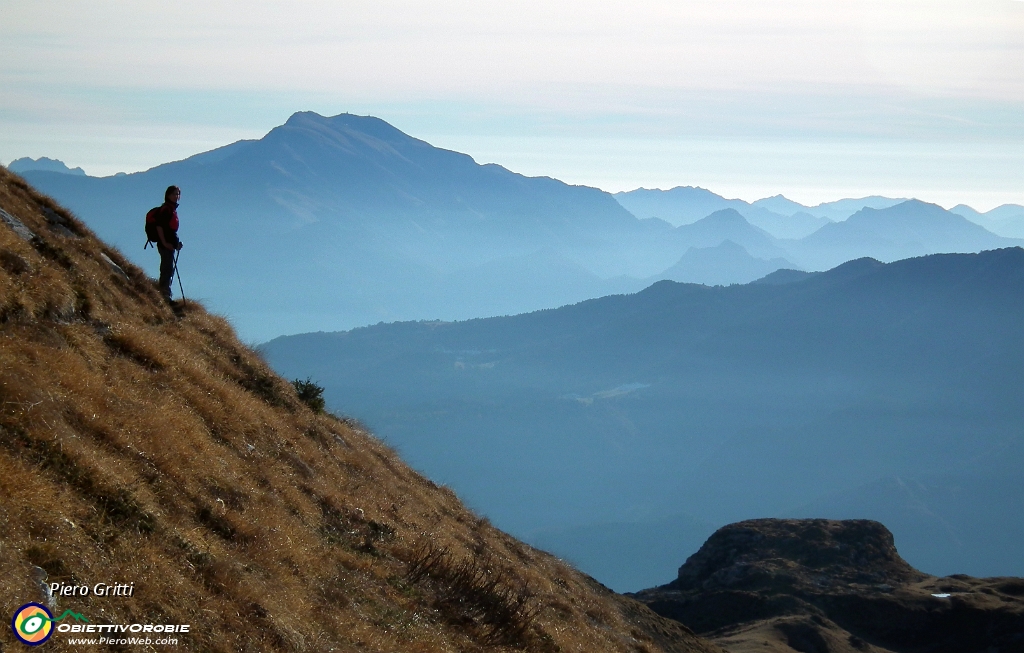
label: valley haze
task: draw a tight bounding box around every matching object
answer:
[260,249,1024,591]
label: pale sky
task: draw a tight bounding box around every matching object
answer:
[2,0,1023,208]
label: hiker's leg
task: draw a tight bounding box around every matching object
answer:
[158,245,175,298]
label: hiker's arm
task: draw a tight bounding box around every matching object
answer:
[156,225,176,250]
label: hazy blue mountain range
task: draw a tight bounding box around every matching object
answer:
[654,240,797,286]
[9,156,86,176]
[614,186,832,238]
[752,193,909,221]
[672,208,785,259]
[747,194,810,217]
[644,200,1020,275]
[619,186,1024,244]
[16,112,1022,339]
[617,187,907,228]
[789,199,1018,270]
[261,248,1024,591]
[613,188,924,239]
[18,112,656,338]
[952,203,1024,239]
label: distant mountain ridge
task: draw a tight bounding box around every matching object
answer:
[616,187,909,226]
[614,186,833,238]
[656,240,797,286]
[19,112,651,338]
[261,248,1024,591]
[951,202,1024,239]
[752,193,908,220]
[673,209,785,259]
[8,156,86,176]
[790,199,1016,269]
[617,185,1024,243]
[19,112,1024,339]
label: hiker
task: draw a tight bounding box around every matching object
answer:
[146,186,183,301]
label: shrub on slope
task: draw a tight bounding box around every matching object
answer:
[0,166,720,653]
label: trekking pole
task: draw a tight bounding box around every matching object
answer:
[173,249,186,305]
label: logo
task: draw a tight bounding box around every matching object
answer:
[11,604,89,646]
[11,603,54,646]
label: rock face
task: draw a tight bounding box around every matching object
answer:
[632,519,1024,653]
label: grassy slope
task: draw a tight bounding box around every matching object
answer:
[0,167,721,653]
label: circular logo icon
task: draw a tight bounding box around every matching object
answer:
[12,603,54,646]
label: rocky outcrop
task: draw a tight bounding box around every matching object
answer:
[632,519,1024,653]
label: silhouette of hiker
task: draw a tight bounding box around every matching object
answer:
[150,185,183,301]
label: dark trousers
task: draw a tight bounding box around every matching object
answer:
[158,245,175,297]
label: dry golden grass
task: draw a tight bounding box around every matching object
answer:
[0,167,723,653]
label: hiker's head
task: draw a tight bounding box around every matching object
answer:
[165,186,181,203]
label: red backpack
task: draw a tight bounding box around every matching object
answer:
[144,205,178,248]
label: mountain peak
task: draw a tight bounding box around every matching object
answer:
[8,156,87,176]
[821,255,885,278]
[694,208,748,226]
[683,208,777,244]
[752,194,808,216]
[281,111,420,145]
[284,109,324,124]
[849,198,945,221]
